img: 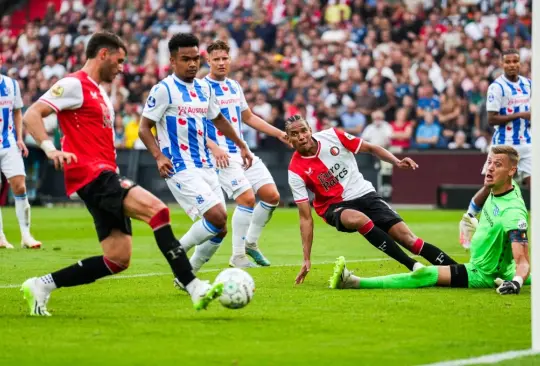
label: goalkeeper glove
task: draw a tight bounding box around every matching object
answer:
[494,277,522,295]
[459,213,478,249]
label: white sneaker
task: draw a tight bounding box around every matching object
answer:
[21,235,41,249]
[187,278,224,311]
[20,277,51,316]
[229,255,258,268]
[0,235,14,249]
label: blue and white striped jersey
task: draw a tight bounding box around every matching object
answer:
[142,74,220,173]
[486,74,531,145]
[0,74,23,149]
[203,76,249,155]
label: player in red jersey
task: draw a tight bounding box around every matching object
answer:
[286,115,457,284]
[19,31,223,316]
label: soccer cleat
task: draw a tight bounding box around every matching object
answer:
[328,256,356,289]
[20,278,51,316]
[191,280,224,311]
[459,213,478,250]
[0,235,14,249]
[229,255,258,268]
[21,235,41,249]
[173,278,188,293]
[245,242,271,266]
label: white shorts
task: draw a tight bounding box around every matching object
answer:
[0,146,25,179]
[166,168,225,221]
[218,155,275,199]
[481,144,531,179]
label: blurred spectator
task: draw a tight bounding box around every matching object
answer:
[390,108,413,151]
[362,110,392,148]
[414,111,443,149]
[340,101,365,137]
[448,131,472,150]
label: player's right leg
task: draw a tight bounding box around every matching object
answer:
[329,257,471,290]
[165,168,227,274]
[325,205,422,271]
[0,207,13,248]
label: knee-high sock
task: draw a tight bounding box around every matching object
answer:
[179,219,220,252]
[14,194,31,237]
[245,201,277,244]
[232,205,253,256]
[358,266,439,289]
[190,236,223,273]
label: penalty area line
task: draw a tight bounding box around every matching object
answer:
[419,349,539,366]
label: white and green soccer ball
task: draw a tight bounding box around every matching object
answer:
[214,268,255,309]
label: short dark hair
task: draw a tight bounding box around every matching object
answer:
[285,114,307,132]
[207,40,230,55]
[502,48,519,58]
[168,33,199,55]
[86,31,127,59]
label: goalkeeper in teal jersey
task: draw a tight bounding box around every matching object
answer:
[329,146,531,295]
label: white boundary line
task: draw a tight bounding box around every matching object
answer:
[419,349,539,366]
[0,256,413,289]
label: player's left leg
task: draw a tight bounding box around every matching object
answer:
[1,145,41,248]
[329,256,468,290]
[8,175,41,248]
[244,160,278,266]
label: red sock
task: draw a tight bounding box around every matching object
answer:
[411,238,424,255]
[358,220,375,235]
[149,208,170,231]
[103,256,127,274]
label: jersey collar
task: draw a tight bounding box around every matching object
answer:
[501,74,520,84]
[298,138,321,159]
[172,74,194,86]
[492,186,515,197]
[205,75,227,84]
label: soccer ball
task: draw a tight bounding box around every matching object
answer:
[214,268,255,309]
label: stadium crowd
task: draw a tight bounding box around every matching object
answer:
[0,0,532,152]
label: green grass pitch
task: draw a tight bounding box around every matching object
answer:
[0,207,536,365]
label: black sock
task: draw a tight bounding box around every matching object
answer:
[51,256,113,288]
[154,224,195,286]
[419,242,457,265]
[361,224,418,271]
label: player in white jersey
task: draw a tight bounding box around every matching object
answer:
[139,33,252,275]
[203,40,289,268]
[0,68,41,248]
[459,49,531,248]
[285,115,458,284]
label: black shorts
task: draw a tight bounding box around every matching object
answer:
[77,171,136,242]
[324,192,403,233]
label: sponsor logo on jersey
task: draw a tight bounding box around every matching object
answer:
[147,96,156,108]
[330,146,340,156]
[51,84,64,97]
[317,163,349,191]
[517,219,528,230]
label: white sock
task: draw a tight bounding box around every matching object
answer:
[15,194,31,237]
[190,236,223,273]
[245,201,277,244]
[38,274,57,292]
[232,205,253,256]
[179,219,220,252]
[185,277,202,295]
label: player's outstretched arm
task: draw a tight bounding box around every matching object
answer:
[23,102,77,170]
[138,116,173,178]
[295,201,314,285]
[241,109,290,147]
[358,140,419,170]
[212,114,253,168]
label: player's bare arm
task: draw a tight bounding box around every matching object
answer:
[212,113,253,168]
[138,116,173,178]
[241,108,290,147]
[295,201,314,285]
[358,140,418,170]
[206,138,230,169]
[496,231,530,295]
[13,108,28,157]
[487,111,531,126]
[23,102,77,170]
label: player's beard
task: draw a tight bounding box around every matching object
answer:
[100,61,117,83]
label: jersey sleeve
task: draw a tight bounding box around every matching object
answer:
[142,83,170,123]
[288,170,309,204]
[13,80,23,109]
[237,82,249,112]
[502,208,529,243]
[486,83,503,112]
[39,77,83,112]
[207,86,221,120]
[332,127,362,153]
